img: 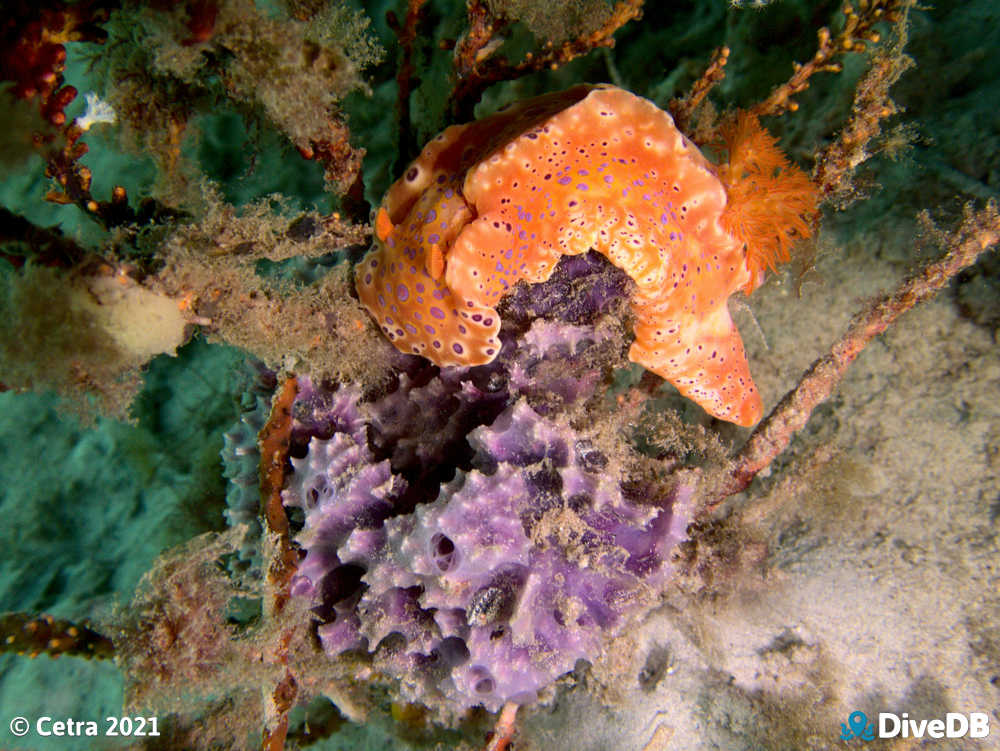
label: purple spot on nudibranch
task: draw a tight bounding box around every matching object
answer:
[453,343,464,354]
[405,324,417,334]
[577,184,589,191]
[396,285,409,301]
[364,273,372,284]
[425,210,437,223]
[557,176,572,185]
[604,175,613,183]
[430,307,446,320]
[427,233,440,244]
[424,324,436,334]
[483,318,493,326]
[433,290,445,300]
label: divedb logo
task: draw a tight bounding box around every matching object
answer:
[840,710,991,741]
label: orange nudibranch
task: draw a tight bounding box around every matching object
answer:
[355,85,817,426]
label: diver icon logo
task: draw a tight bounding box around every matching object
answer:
[841,711,875,741]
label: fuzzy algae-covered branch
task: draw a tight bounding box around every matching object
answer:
[450,0,644,119]
[668,45,730,136]
[751,0,908,118]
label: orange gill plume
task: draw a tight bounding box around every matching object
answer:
[717,110,818,295]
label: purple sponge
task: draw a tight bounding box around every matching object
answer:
[284,396,692,712]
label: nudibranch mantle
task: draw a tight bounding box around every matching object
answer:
[356,85,766,426]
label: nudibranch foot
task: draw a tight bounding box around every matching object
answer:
[355,85,811,426]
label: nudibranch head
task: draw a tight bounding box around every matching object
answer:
[356,85,814,426]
